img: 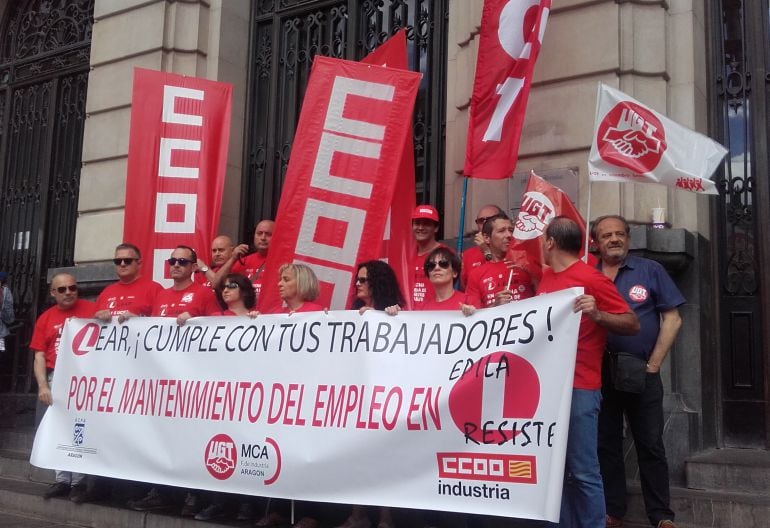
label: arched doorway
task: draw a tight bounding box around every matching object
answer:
[0,0,94,392]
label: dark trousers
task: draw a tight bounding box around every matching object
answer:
[598,368,674,525]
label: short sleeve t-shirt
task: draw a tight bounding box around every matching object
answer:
[96,278,163,316]
[418,290,467,311]
[240,253,268,298]
[461,246,486,290]
[538,259,631,390]
[465,261,534,308]
[151,283,220,317]
[30,299,97,369]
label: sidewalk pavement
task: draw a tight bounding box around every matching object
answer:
[0,507,84,527]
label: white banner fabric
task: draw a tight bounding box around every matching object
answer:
[31,289,582,521]
[588,83,727,194]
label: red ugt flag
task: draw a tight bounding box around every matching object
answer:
[507,172,591,283]
[464,0,551,179]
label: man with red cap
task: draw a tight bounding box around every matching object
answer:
[409,205,448,306]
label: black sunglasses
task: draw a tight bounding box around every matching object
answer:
[355,277,369,285]
[113,258,137,266]
[426,259,451,272]
[55,285,78,294]
[223,282,240,290]
[167,257,193,266]
[475,215,494,226]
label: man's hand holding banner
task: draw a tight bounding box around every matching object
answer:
[32,290,582,522]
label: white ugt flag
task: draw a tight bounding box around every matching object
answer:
[588,83,727,195]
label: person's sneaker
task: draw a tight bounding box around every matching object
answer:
[69,482,89,503]
[194,503,226,521]
[43,481,70,499]
[181,492,203,517]
[657,521,677,528]
[606,514,624,527]
[128,488,167,511]
[236,501,256,521]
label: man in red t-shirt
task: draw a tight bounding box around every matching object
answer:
[465,213,534,308]
[537,217,639,528]
[460,204,503,289]
[194,235,246,289]
[234,219,274,299]
[409,205,446,306]
[31,273,96,501]
[94,243,162,321]
[152,246,220,323]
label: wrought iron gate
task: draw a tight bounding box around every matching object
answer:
[242,0,448,239]
[709,0,770,447]
[0,0,93,392]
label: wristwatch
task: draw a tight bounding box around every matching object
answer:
[199,266,210,273]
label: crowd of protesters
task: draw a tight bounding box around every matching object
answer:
[28,205,682,528]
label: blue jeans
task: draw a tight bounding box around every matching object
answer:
[551,389,605,528]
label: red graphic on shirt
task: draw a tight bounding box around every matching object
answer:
[597,101,666,173]
[628,284,649,303]
[448,351,540,443]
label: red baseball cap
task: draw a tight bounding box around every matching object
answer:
[412,205,439,223]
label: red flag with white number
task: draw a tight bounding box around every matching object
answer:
[507,172,592,282]
[464,0,551,179]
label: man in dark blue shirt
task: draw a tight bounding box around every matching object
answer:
[592,215,684,528]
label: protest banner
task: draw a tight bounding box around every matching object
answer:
[464,0,551,179]
[257,56,421,312]
[31,289,581,521]
[588,83,727,194]
[123,68,233,287]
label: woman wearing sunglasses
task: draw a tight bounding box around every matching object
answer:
[418,247,474,313]
[350,260,405,316]
[336,260,404,528]
[215,274,256,316]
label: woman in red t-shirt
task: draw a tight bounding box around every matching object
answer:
[277,263,325,314]
[418,247,475,314]
[215,273,255,315]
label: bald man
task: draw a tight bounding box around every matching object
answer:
[235,220,274,298]
[31,273,96,500]
[195,234,246,289]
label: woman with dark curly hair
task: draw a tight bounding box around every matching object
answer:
[214,273,256,315]
[349,260,405,314]
[337,260,403,528]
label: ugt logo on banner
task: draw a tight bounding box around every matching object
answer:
[464,0,551,180]
[124,69,233,287]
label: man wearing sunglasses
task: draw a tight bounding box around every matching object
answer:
[460,204,504,289]
[465,213,535,308]
[31,273,96,501]
[94,243,163,321]
[150,246,219,324]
